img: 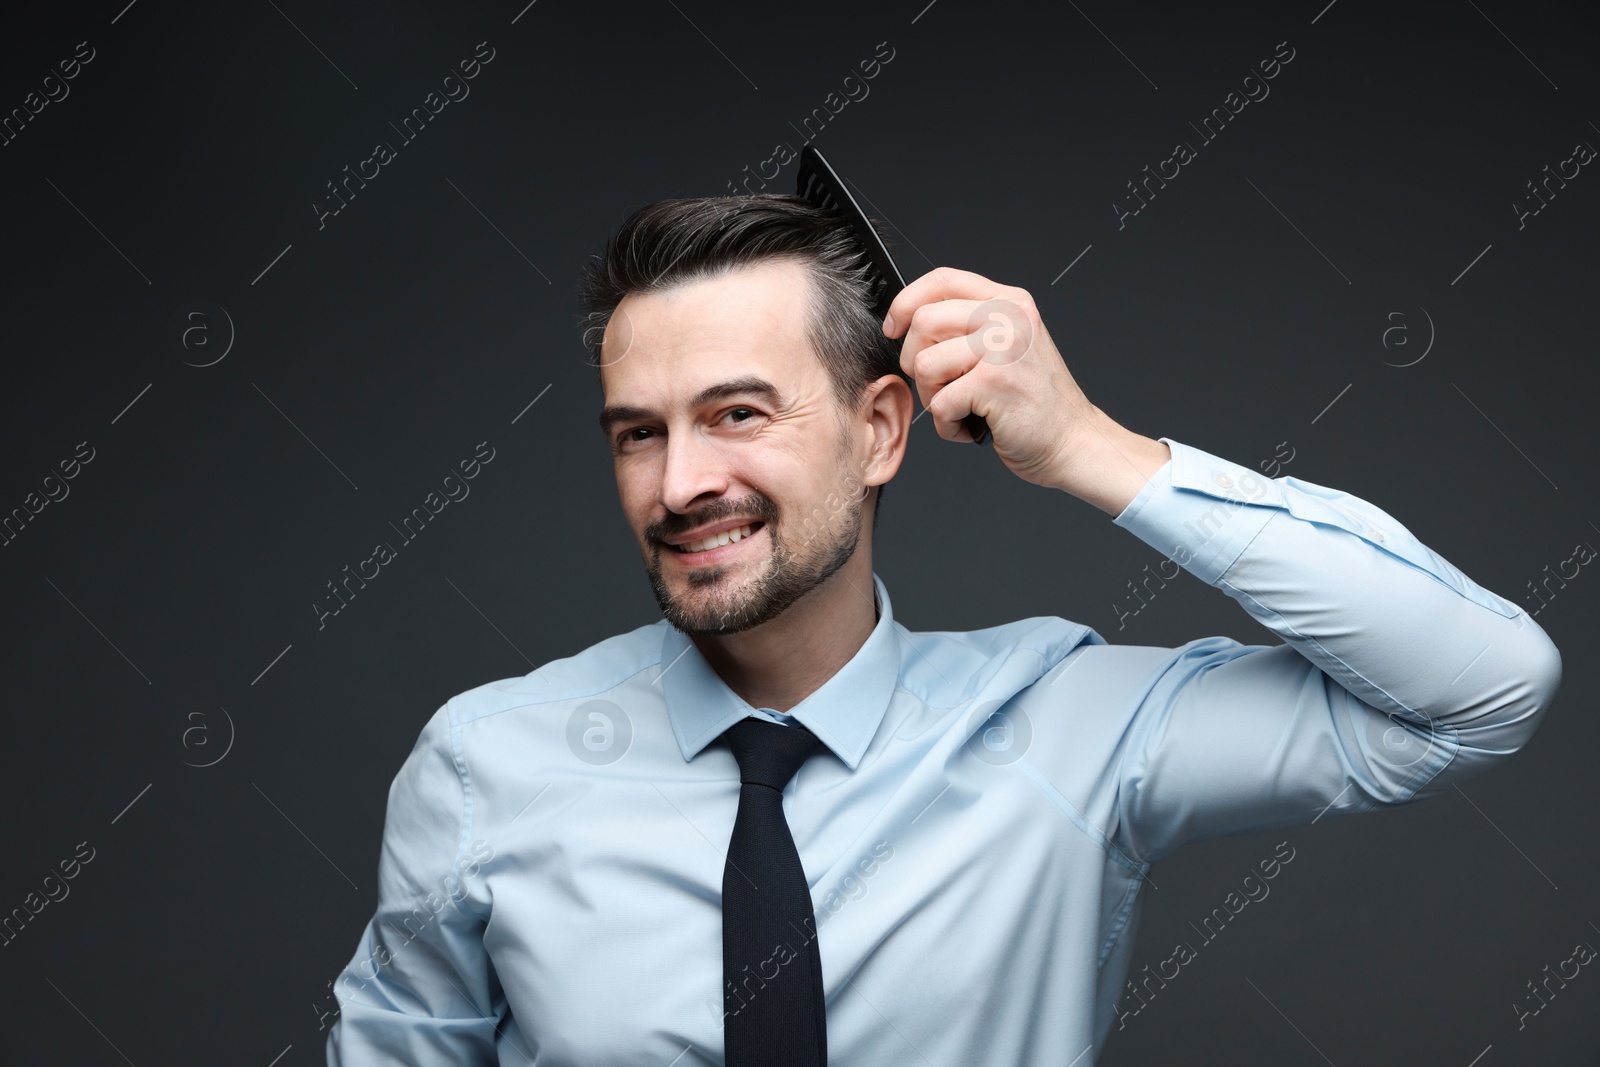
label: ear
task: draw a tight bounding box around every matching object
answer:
[858,374,912,490]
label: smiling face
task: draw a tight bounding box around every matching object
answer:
[598,258,889,636]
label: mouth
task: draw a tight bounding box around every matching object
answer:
[664,520,766,565]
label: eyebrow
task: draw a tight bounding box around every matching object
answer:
[597,375,784,436]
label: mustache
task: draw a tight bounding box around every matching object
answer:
[647,496,778,543]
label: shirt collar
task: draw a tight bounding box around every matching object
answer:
[659,571,901,771]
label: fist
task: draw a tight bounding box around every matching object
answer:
[883,266,1101,490]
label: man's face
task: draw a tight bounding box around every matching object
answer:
[598,259,870,636]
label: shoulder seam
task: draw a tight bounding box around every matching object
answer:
[443,701,472,899]
[454,659,665,725]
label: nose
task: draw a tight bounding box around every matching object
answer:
[658,423,732,515]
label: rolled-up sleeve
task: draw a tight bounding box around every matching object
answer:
[326,703,503,1065]
[1103,438,1563,866]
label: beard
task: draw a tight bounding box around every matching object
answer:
[644,481,864,637]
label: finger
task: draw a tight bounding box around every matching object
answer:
[897,297,985,381]
[905,334,982,413]
[923,360,988,443]
[882,266,1006,338]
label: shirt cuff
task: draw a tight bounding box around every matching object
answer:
[1112,438,1282,586]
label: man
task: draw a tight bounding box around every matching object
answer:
[326,196,1561,1065]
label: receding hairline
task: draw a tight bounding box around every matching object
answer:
[593,253,854,402]
[606,252,817,316]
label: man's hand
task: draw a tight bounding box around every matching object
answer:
[882,266,1171,515]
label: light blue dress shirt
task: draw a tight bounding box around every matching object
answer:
[326,437,1561,1066]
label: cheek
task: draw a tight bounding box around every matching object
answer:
[766,439,834,489]
[722,454,788,506]
[614,467,658,529]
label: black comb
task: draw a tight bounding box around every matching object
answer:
[794,145,991,445]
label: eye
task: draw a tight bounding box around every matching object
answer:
[722,406,759,425]
[616,427,654,448]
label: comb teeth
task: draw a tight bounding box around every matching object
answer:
[795,157,892,309]
[793,144,991,445]
[798,175,840,214]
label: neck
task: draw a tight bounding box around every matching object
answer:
[691,549,879,713]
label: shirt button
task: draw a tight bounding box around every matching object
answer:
[1368,528,1385,542]
[1213,473,1234,489]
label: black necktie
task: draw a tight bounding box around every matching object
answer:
[719,716,827,1066]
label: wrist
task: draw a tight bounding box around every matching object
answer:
[1051,409,1172,516]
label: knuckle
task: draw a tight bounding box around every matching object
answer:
[1005,286,1037,316]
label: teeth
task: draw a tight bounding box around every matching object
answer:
[678,522,758,554]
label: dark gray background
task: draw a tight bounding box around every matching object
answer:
[1,0,1595,1063]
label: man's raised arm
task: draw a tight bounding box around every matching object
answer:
[1080,427,1561,863]
[882,266,1562,865]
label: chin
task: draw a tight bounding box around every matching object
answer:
[656,571,786,636]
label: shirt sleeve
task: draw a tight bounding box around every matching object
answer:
[326,703,504,1064]
[1102,438,1563,866]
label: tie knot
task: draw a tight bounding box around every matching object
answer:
[721,716,823,791]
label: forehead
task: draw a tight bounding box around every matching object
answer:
[598,258,825,402]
